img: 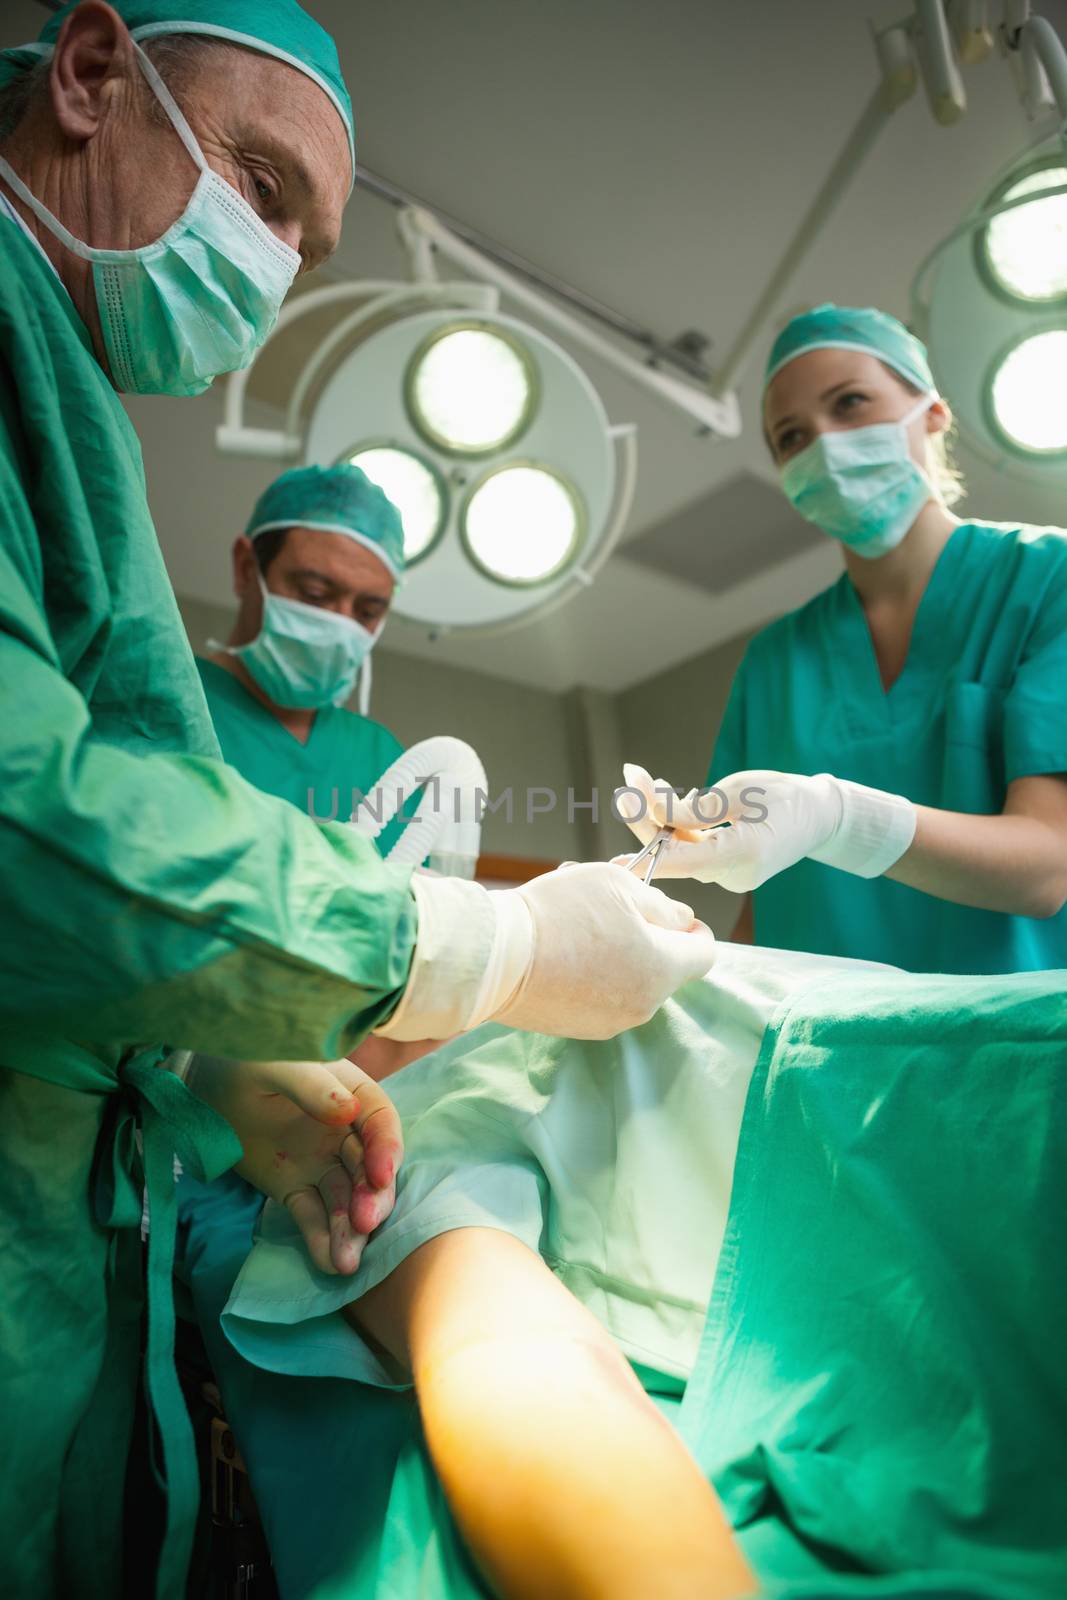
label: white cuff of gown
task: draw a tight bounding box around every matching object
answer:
[808,776,917,879]
[375,875,534,1041]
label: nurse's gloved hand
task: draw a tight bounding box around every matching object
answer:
[615,764,915,891]
[183,1055,403,1276]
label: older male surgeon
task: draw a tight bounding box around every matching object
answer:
[0,4,716,1598]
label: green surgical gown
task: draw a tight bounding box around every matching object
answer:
[0,218,424,1599]
[709,522,1067,972]
[197,657,410,856]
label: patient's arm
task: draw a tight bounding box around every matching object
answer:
[348,1228,757,1600]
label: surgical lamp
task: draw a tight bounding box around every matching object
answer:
[216,263,647,634]
[912,137,1067,472]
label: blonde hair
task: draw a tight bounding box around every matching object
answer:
[892,367,966,509]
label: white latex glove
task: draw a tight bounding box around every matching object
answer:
[182,1055,403,1276]
[376,863,716,1042]
[491,862,718,1037]
[615,764,916,891]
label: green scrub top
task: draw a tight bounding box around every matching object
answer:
[196,657,410,856]
[0,215,422,1599]
[708,521,1067,973]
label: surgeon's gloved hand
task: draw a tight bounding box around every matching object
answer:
[376,863,716,1043]
[181,1055,403,1276]
[615,763,916,891]
[492,863,717,1037]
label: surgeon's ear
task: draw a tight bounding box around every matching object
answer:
[925,398,952,437]
[49,2,136,143]
[232,536,260,599]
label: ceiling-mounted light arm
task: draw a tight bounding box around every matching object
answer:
[216,280,405,457]
[399,207,741,439]
[358,165,713,382]
[1011,14,1067,141]
[948,2,997,65]
[397,208,440,285]
[914,0,969,121]
[711,0,1067,396]
[710,77,905,397]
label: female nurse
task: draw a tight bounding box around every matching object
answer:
[621,303,1067,974]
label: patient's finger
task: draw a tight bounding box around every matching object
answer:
[284,1186,336,1276]
[339,1128,363,1178]
[343,1071,405,1192]
[317,1162,368,1275]
[340,1136,397,1235]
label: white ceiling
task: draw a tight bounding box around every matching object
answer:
[9,0,1067,692]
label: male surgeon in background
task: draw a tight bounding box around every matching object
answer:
[201,462,409,836]
[0,3,716,1597]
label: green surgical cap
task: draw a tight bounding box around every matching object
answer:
[0,0,354,186]
[763,303,935,395]
[247,465,406,581]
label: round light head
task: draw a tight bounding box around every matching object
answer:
[346,443,446,565]
[980,162,1067,305]
[461,463,585,586]
[988,330,1067,456]
[305,304,617,630]
[406,323,537,455]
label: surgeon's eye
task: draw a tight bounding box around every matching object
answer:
[247,170,279,211]
[834,390,868,418]
[774,426,804,459]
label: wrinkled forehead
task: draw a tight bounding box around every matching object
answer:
[125,14,355,189]
[4,12,356,191]
[189,44,353,196]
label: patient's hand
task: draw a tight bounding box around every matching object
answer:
[184,1056,403,1276]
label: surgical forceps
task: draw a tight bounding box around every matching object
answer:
[627,826,673,884]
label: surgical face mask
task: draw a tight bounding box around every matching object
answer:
[213,574,379,710]
[0,45,299,397]
[779,394,936,559]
